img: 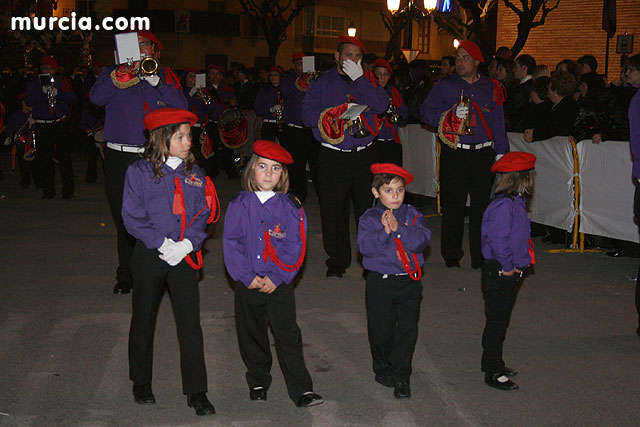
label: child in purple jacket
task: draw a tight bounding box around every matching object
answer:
[480,151,536,391]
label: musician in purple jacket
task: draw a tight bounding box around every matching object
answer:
[4,95,36,188]
[279,52,320,203]
[89,30,187,295]
[420,40,509,270]
[182,67,216,177]
[253,66,284,142]
[25,55,77,199]
[480,152,536,391]
[372,59,409,166]
[301,35,388,278]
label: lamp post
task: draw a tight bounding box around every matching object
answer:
[387,0,437,51]
[347,22,357,37]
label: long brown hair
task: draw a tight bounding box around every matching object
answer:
[241,154,290,194]
[142,124,196,178]
[494,170,534,197]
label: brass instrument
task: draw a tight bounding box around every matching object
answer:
[386,99,401,124]
[346,116,371,138]
[196,87,211,105]
[25,128,36,161]
[138,56,159,77]
[454,90,473,136]
[275,88,284,131]
[46,76,57,108]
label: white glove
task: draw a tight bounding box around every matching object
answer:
[269,104,282,113]
[495,154,504,161]
[188,87,198,97]
[142,74,161,87]
[42,86,48,94]
[455,105,469,119]
[51,87,58,97]
[27,117,35,126]
[342,59,363,81]
[159,238,193,266]
[3,137,11,147]
[159,237,173,252]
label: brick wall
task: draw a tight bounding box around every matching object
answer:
[496,0,640,82]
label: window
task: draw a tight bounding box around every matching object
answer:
[316,15,344,37]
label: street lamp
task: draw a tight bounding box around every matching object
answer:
[347,22,357,37]
[387,0,438,52]
[453,38,460,48]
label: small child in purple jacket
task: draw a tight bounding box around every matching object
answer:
[480,151,536,391]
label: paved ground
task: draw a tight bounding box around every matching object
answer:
[1,152,640,426]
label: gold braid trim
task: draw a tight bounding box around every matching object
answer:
[437,106,460,149]
[294,76,308,92]
[110,68,140,89]
[318,107,345,145]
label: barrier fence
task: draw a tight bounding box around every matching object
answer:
[400,124,639,246]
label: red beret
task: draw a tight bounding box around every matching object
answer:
[182,67,199,75]
[338,35,365,53]
[253,140,293,165]
[270,66,284,75]
[292,52,305,61]
[370,163,414,185]
[143,108,198,132]
[136,30,163,51]
[40,55,58,70]
[491,152,536,174]
[373,58,392,74]
[458,40,484,63]
[207,64,225,74]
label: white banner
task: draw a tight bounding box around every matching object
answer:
[399,125,438,197]
[508,133,576,231]
[578,140,639,243]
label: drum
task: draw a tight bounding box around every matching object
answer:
[218,107,248,149]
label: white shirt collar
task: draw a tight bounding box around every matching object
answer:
[520,75,533,84]
[255,191,275,204]
[165,156,183,170]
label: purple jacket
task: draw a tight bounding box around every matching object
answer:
[6,110,30,138]
[629,88,640,179]
[302,67,389,150]
[223,191,306,287]
[420,74,509,154]
[377,85,409,141]
[481,193,532,272]
[25,74,76,120]
[253,85,280,121]
[280,72,304,126]
[358,203,431,275]
[78,108,103,133]
[183,86,215,124]
[89,66,187,146]
[122,159,210,251]
[209,83,235,122]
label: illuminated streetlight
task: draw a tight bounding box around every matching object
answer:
[387,0,400,13]
[347,22,357,37]
[453,38,460,48]
[424,0,437,13]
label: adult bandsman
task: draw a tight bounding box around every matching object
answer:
[302,35,388,278]
[90,30,187,294]
[206,64,239,179]
[420,40,509,269]
[182,67,216,177]
[279,53,320,203]
[371,58,408,166]
[25,55,77,199]
[253,65,284,142]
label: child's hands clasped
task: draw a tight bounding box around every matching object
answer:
[381,209,398,234]
[248,275,277,294]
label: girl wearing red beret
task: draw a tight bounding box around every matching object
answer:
[121,108,218,415]
[480,151,536,391]
[223,140,323,408]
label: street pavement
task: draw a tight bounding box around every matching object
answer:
[1,152,639,426]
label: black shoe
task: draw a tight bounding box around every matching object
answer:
[132,384,155,404]
[445,259,460,268]
[606,251,625,258]
[187,393,216,415]
[374,374,395,388]
[296,392,323,407]
[482,366,517,378]
[249,386,267,401]
[393,381,411,398]
[484,373,519,391]
[326,268,344,278]
[113,281,132,294]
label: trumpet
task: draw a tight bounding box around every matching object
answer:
[386,99,400,124]
[346,116,371,138]
[454,90,473,136]
[46,76,56,108]
[275,88,285,131]
[196,87,211,105]
[135,56,159,77]
[24,128,36,161]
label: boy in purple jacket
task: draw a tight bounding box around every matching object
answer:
[480,151,536,391]
[357,163,431,399]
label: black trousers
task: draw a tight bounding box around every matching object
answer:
[234,281,313,403]
[634,182,640,330]
[366,272,422,383]
[374,138,402,166]
[104,148,138,284]
[318,145,376,272]
[206,122,239,179]
[480,259,523,376]
[278,126,320,203]
[439,144,495,265]
[16,152,37,188]
[35,121,74,197]
[129,241,208,394]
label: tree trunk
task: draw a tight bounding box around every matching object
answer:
[510,21,532,57]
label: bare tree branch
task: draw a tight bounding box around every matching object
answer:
[531,0,560,28]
